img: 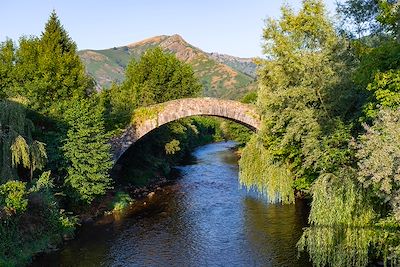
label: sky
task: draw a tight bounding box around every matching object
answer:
[1,0,339,58]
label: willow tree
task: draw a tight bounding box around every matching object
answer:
[239,0,354,202]
[0,100,47,182]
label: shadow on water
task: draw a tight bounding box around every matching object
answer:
[242,197,311,266]
[32,141,312,267]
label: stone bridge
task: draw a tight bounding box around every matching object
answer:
[111,97,261,162]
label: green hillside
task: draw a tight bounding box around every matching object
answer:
[78,34,257,99]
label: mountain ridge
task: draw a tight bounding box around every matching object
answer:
[78,34,257,99]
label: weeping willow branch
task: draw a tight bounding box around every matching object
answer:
[1,99,48,183]
[239,135,294,204]
[29,141,47,179]
[10,135,30,169]
[297,171,379,267]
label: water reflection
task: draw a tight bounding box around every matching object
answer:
[32,141,311,267]
[243,197,311,266]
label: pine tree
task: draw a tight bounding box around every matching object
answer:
[15,10,94,116]
[62,99,113,203]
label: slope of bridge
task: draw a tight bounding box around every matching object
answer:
[111,97,261,162]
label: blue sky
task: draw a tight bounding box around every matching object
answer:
[1,0,339,57]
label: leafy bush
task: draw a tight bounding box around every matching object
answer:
[111,191,134,212]
[63,99,113,204]
[0,180,28,215]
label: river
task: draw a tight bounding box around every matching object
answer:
[32,141,312,267]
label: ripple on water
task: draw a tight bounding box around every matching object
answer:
[31,141,311,267]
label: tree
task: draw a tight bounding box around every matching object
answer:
[337,0,381,38]
[0,100,47,182]
[377,0,400,38]
[239,0,354,201]
[14,11,94,116]
[0,39,15,99]
[337,0,400,39]
[357,109,400,220]
[295,1,400,265]
[62,99,113,203]
[108,47,202,128]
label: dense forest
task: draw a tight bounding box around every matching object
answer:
[1,0,400,266]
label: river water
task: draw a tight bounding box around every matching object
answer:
[32,141,312,267]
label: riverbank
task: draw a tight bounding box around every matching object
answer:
[30,142,235,264]
[31,141,311,266]
[77,176,174,224]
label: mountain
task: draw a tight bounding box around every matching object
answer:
[208,52,257,78]
[78,34,257,99]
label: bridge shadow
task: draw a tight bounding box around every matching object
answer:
[111,116,252,187]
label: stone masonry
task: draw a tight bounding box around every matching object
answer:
[110,97,261,162]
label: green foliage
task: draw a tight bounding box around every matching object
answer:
[240,0,355,201]
[10,135,30,169]
[368,70,400,108]
[0,100,49,181]
[298,171,377,267]
[239,136,294,204]
[111,191,134,212]
[63,99,113,203]
[0,180,77,266]
[0,39,15,99]
[125,47,201,105]
[10,136,47,179]
[356,41,400,120]
[165,139,181,155]
[30,171,53,193]
[377,0,400,38]
[0,11,104,266]
[0,180,28,215]
[298,169,400,267]
[241,91,257,104]
[219,120,252,145]
[294,1,400,264]
[357,109,400,221]
[309,171,376,226]
[29,141,47,177]
[108,47,202,128]
[0,100,31,180]
[8,11,94,116]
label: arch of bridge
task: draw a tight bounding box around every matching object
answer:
[110,97,261,162]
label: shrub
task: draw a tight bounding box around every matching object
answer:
[0,180,28,215]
